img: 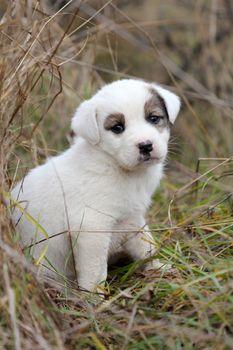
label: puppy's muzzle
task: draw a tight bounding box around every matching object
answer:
[138,141,153,156]
[137,140,154,162]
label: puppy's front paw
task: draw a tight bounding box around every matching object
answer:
[145,258,173,272]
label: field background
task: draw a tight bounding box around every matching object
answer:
[0,0,233,349]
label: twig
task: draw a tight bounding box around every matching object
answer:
[23,218,233,251]
[3,264,21,350]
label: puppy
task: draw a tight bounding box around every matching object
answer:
[10,79,181,292]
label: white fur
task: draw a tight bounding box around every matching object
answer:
[10,79,180,292]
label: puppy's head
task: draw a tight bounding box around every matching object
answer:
[72,79,181,171]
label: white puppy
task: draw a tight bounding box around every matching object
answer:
[10,79,181,292]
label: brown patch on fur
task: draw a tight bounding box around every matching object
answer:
[144,88,169,127]
[104,113,125,130]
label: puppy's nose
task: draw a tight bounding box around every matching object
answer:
[138,140,153,154]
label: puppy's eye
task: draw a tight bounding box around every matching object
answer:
[110,123,125,134]
[147,114,163,125]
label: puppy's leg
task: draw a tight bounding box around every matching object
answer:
[124,225,155,262]
[123,221,171,271]
[71,215,113,292]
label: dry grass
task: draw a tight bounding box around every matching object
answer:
[0,0,233,349]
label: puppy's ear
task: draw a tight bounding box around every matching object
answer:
[71,100,100,145]
[153,85,181,124]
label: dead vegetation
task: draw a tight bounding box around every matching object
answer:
[0,0,233,349]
